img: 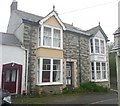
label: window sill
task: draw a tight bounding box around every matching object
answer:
[37,46,63,51]
[91,79,109,82]
[36,82,63,86]
[90,53,106,56]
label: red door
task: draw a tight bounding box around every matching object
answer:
[2,63,22,94]
[4,69,17,93]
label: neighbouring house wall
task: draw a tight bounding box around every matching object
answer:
[7,12,23,43]
[2,45,26,92]
[63,31,90,87]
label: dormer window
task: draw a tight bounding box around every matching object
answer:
[39,25,63,49]
[90,38,105,54]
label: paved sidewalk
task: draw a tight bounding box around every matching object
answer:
[12,91,118,105]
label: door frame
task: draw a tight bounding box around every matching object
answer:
[2,63,22,94]
[66,62,73,87]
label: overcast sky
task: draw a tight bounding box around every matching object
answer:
[0,0,119,42]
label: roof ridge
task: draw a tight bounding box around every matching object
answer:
[86,25,100,32]
[15,10,43,18]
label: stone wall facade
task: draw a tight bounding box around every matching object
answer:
[23,24,38,94]
[63,31,90,87]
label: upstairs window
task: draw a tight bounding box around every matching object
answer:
[40,25,63,49]
[90,38,105,54]
[95,39,99,53]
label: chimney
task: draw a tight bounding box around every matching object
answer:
[10,0,17,14]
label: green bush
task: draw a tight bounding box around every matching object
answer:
[63,82,110,94]
[80,82,110,92]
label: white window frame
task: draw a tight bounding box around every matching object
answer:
[90,38,106,55]
[39,25,63,49]
[91,61,108,82]
[36,57,63,86]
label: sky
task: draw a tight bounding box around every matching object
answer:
[0,0,119,42]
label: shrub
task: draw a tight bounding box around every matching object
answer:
[62,82,110,94]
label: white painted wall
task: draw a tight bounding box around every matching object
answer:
[1,45,26,93]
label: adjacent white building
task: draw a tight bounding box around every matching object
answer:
[0,32,27,94]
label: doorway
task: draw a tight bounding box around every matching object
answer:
[2,63,22,94]
[66,62,72,87]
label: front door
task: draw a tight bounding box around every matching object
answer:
[66,62,72,86]
[2,63,22,94]
[4,69,17,93]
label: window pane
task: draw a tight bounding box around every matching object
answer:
[101,40,105,54]
[91,62,94,80]
[43,59,51,70]
[42,71,50,82]
[95,39,99,53]
[90,39,93,53]
[53,29,60,48]
[96,62,101,80]
[53,60,60,70]
[37,59,40,83]
[102,63,106,79]
[53,71,60,82]
[5,70,10,82]
[43,27,51,46]
[11,70,16,82]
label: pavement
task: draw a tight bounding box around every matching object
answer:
[51,91,118,105]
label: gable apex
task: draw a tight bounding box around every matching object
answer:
[40,10,66,30]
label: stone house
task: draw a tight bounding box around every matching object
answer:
[3,0,110,95]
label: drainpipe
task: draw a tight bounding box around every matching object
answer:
[21,46,29,95]
[78,35,82,86]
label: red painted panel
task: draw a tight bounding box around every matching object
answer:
[2,63,22,94]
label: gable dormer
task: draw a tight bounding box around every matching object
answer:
[39,8,65,49]
[40,8,65,30]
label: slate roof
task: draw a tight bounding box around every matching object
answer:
[113,27,120,35]
[86,25,108,40]
[64,23,91,36]
[14,10,90,36]
[0,32,22,46]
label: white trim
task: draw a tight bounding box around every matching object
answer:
[40,11,66,30]
[90,61,108,82]
[90,38,106,55]
[41,25,43,47]
[16,69,19,94]
[37,57,63,85]
[39,25,63,49]
[36,82,63,86]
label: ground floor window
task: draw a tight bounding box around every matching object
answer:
[91,61,108,82]
[37,58,63,85]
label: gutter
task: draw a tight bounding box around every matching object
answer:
[20,45,29,94]
[78,36,82,85]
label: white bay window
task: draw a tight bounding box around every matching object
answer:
[90,38,105,54]
[91,62,108,82]
[37,58,63,85]
[39,25,63,49]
